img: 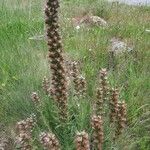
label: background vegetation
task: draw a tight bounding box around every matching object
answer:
[0,0,149,149]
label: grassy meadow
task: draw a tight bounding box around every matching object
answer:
[0,0,150,149]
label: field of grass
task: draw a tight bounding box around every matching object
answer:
[0,0,150,149]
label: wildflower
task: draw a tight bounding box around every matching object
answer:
[45,0,68,120]
[95,68,109,115]
[109,88,119,123]
[71,62,86,96]
[16,115,36,150]
[116,101,127,136]
[91,115,103,150]
[42,76,50,94]
[95,88,103,115]
[75,131,90,150]
[40,132,60,150]
[31,92,40,105]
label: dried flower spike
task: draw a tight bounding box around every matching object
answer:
[95,68,109,115]
[99,68,109,102]
[71,61,79,84]
[45,0,68,120]
[109,88,119,123]
[31,92,40,105]
[75,131,90,150]
[16,115,36,150]
[91,115,104,150]
[95,88,103,115]
[71,61,80,94]
[0,138,11,150]
[116,101,127,136]
[42,76,50,94]
[71,61,86,96]
[40,132,60,150]
[77,76,87,96]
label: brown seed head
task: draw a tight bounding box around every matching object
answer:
[40,132,60,150]
[116,101,127,136]
[31,92,40,105]
[109,88,119,123]
[45,0,68,120]
[75,131,90,150]
[91,115,103,150]
[42,76,50,94]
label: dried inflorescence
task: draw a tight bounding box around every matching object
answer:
[64,59,73,87]
[116,101,127,136]
[95,68,109,115]
[71,61,79,83]
[71,61,86,96]
[45,0,68,120]
[91,115,104,150]
[31,92,40,105]
[42,76,50,94]
[76,76,87,96]
[15,115,36,150]
[71,61,80,93]
[39,132,60,150]
[75,131,90,150]
[0,137,12,150]
[109,88,119,123]
[95,88,103,115]
[99,68,109,102]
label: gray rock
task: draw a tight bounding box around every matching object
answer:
[109,38,133,54]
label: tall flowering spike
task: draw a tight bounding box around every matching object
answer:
[109,88,119,123]
[75,131,90,150]
[15,115,36,150]
[91,115,104,150]
[99,68,109,102]
[95,88,103,115]
[42,76,50,94]
[116,101,127,136]
[71,61,79,84]
[71,61,86,96]
[71,61,80,94]
[39,132,60,150]
[45,0,68,120]
[76,76,87,96]
[95,68,109,115]
[31,92,40,105]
